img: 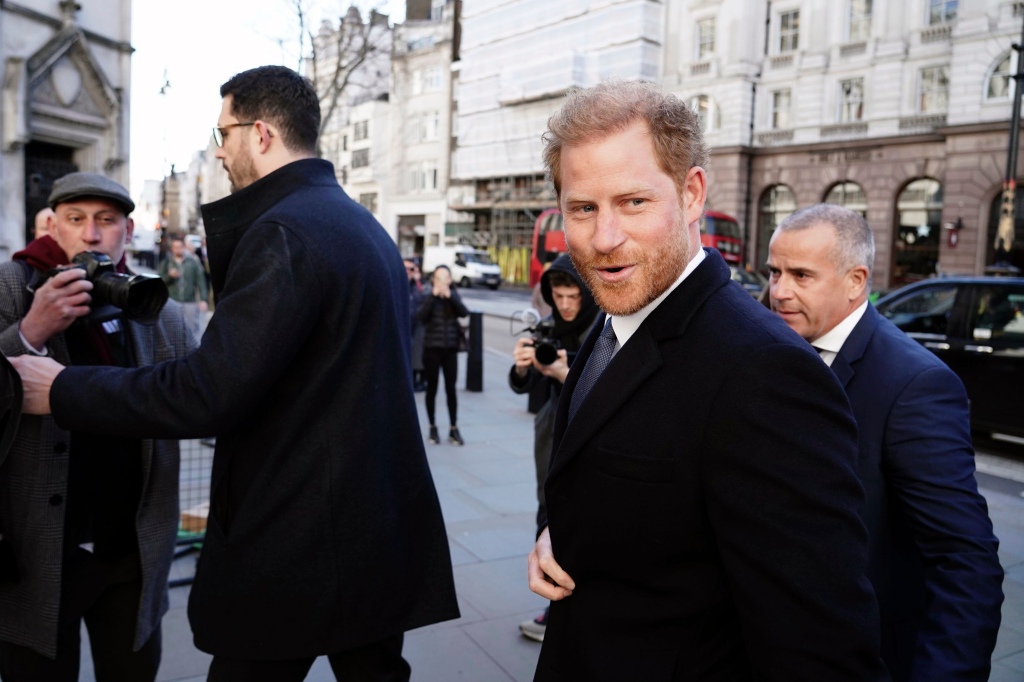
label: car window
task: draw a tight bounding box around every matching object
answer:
[970,285,1024,342]
[878,284,957,336]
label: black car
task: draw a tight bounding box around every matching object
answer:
[875,276,1024,439]
[729,266,767,298]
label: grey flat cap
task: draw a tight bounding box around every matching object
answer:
[48,172,135,215]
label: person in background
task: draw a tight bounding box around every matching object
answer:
[404,257,427,392]
[33,207,55,241]
[0,172,194,681]
[159,236,209,339]
[418,264,468,445]
[767,203,1003,681]
[510,253,599,643]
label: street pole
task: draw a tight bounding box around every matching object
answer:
[995,11,1024,263]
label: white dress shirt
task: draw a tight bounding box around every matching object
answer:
[810,301,868,367]
[607,248,706,353]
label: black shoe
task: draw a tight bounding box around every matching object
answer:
[428,426,440,444]
[448,427,464,446]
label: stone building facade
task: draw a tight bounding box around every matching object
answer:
[0,0,131,253]
[386,0,457,257]
[665,0,1024,288]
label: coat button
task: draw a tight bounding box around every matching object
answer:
[53,442,67,453]
[49,494,63,506]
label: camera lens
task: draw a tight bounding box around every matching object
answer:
[92,272,169,320]
[534,341,559,366]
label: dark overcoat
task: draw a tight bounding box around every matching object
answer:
[50,159,459,659]
[535,249,888,681]
[833,304,1003,681]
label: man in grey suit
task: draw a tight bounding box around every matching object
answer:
[0,173,195,681]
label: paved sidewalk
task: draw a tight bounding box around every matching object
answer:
[76,342,1024,681]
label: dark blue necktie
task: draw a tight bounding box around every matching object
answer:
[568,319,617,422]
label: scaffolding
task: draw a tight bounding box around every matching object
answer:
[449,174,555,285]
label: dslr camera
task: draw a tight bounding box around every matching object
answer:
[511,308,562,366]
[47,251,169,320]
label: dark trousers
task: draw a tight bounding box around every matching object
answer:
[207,633,409,682]
[422,347,458,426]
[0,548,161,682]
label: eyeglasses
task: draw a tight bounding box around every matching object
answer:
[212,122,255,147]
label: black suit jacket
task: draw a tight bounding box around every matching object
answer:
[833,304,1002,681]
[535,250,888,681]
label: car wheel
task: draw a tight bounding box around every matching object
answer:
[460,277,471,288]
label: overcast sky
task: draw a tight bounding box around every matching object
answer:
[129,0,405,197]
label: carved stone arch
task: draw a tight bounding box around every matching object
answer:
[24,23,124,170]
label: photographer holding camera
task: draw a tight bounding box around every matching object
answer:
[509,254,598,643]
[0,172,194,681]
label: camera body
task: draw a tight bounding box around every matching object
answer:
[47,251,169,320]
[529,319,561,366]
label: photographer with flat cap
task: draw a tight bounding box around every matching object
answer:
[0,172,195,681]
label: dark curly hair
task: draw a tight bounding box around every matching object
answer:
[220,66,320,155]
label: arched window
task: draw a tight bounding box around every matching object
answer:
[987,54,1014,101]
[688,95,719,134]
[893,179,943,286]
[824,181,867,217]
[758,184,796,270]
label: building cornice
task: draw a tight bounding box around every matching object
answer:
[934,120,1023,136]
[709,129,948,157]
[0,1,134,54]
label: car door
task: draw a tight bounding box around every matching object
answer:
[877,281,965,361]
[951,283,1024,437]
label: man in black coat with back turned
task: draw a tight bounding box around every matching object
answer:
[11,66,458,682]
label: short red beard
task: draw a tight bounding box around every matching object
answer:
[569,231,691,316]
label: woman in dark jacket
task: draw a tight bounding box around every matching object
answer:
[417,265,470,445]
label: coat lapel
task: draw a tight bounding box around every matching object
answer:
[548,325,663,480]
[547,248,730,481]
[831,304,880,388]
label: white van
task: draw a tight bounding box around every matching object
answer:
[423,245,502,290]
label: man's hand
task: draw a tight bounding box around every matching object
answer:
[7,355,65,415]
[535,349,570,384]
[513,337,536,377]
[166,267,181,279]
[432,282,450,298]
[199,301,209,313]
[19,269,92,351]
[528,526,575,600]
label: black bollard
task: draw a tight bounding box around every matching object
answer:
[466,310,483,392]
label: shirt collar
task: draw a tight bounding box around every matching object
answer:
[609,248,706,351]
[812,300,869,358]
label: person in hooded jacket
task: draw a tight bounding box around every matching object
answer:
[418,265,470,445]
[509,254,599,642]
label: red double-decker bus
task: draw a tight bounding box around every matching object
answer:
[701,211,743,264]
[530,209,744,286]
[530,208,566,287]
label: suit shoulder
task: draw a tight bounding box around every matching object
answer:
[697,283,810,352]
[869,314,957,377]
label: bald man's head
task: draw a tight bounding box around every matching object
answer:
[34,208,54,240]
